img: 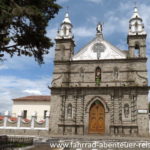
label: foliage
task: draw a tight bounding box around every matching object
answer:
[0,0,61,64]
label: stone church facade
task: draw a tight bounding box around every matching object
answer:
[49,7,149,136]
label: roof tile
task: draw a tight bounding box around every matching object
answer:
[13,95,50,101]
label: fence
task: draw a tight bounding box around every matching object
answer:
[0,135,33,149]
[0,111,50,131]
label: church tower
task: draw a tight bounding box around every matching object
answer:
[127,7,147,58]
[55,13,75,61]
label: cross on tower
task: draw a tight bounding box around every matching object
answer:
[93,43,105,59]
[66,6,69,13]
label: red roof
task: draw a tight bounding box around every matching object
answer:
[0,116,4,120]
[13,95,50,101]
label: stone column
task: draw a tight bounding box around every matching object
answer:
[17,111,22,128]
[110,95,114,124]
[129,46,134,58]
[31,112,37,129]
[46,112,50,129]
[4,111,9,128]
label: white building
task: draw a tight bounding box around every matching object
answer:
[12,95,51,120]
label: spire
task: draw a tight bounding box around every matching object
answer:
[131,7,141,19]
[128,7,146,35]
[62,13,72,24]
[56,12,73,39]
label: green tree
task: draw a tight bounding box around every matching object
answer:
[0,0,61,64]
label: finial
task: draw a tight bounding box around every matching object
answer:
[133,2,138,13]
[65,6,69,17]
[134,1,137,7]
[66,6,69,13]
[62,8,71,24]
[65,13,69,18]
[63,6,70,21]
[134,7,138,13]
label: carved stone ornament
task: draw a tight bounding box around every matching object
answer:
[93,43,106,59]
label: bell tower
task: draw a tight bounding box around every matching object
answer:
[55,13,75,61]
[127,7,147,58]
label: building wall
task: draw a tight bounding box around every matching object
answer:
[52,59,148,88]
[50,57,149,136]
[50,87,149,136]
[12,101,50,120]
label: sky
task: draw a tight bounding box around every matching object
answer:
[0,0,150,113]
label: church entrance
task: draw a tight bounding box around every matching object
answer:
[88,101,105,134]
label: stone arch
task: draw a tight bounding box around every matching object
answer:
[67,103,72,119]
[88,100,105,134]
[63,26,67,36]
[95,67,101,85]
[85,96,109,113]
[134,41,140,57]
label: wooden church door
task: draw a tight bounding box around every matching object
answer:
[89,101,105,134]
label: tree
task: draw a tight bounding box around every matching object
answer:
[0,0,61,64]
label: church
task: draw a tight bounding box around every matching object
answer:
[49,7,149,136]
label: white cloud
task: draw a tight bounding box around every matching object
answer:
[87,16,98,25]
[116,39,128,50]
[23,89,42,95]
[0,76,52,113]
[74,27,95,37]
[103,8,129,36]
[86,0,102,4]
[47,27,58,40]
[0,64,8,70]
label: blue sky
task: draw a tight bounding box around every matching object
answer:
[0,0,150,113]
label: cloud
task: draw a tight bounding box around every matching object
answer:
[74,27,95,37]
[23,89,42,95]
[116,39,128,50]
[47,27,58,40]
[0,76,51,113]
[0,64,8,70]
[86,0,103,4]
[87,16,98,25]
[103,6,129,36]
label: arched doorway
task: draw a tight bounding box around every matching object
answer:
[88,100,105,134]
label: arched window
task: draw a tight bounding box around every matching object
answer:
[114,67,119,80]
[63,26,67,36]
[67,103,72,119]
[134,43,140,57]
[95,67,101,85]
[135,21,138,32]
